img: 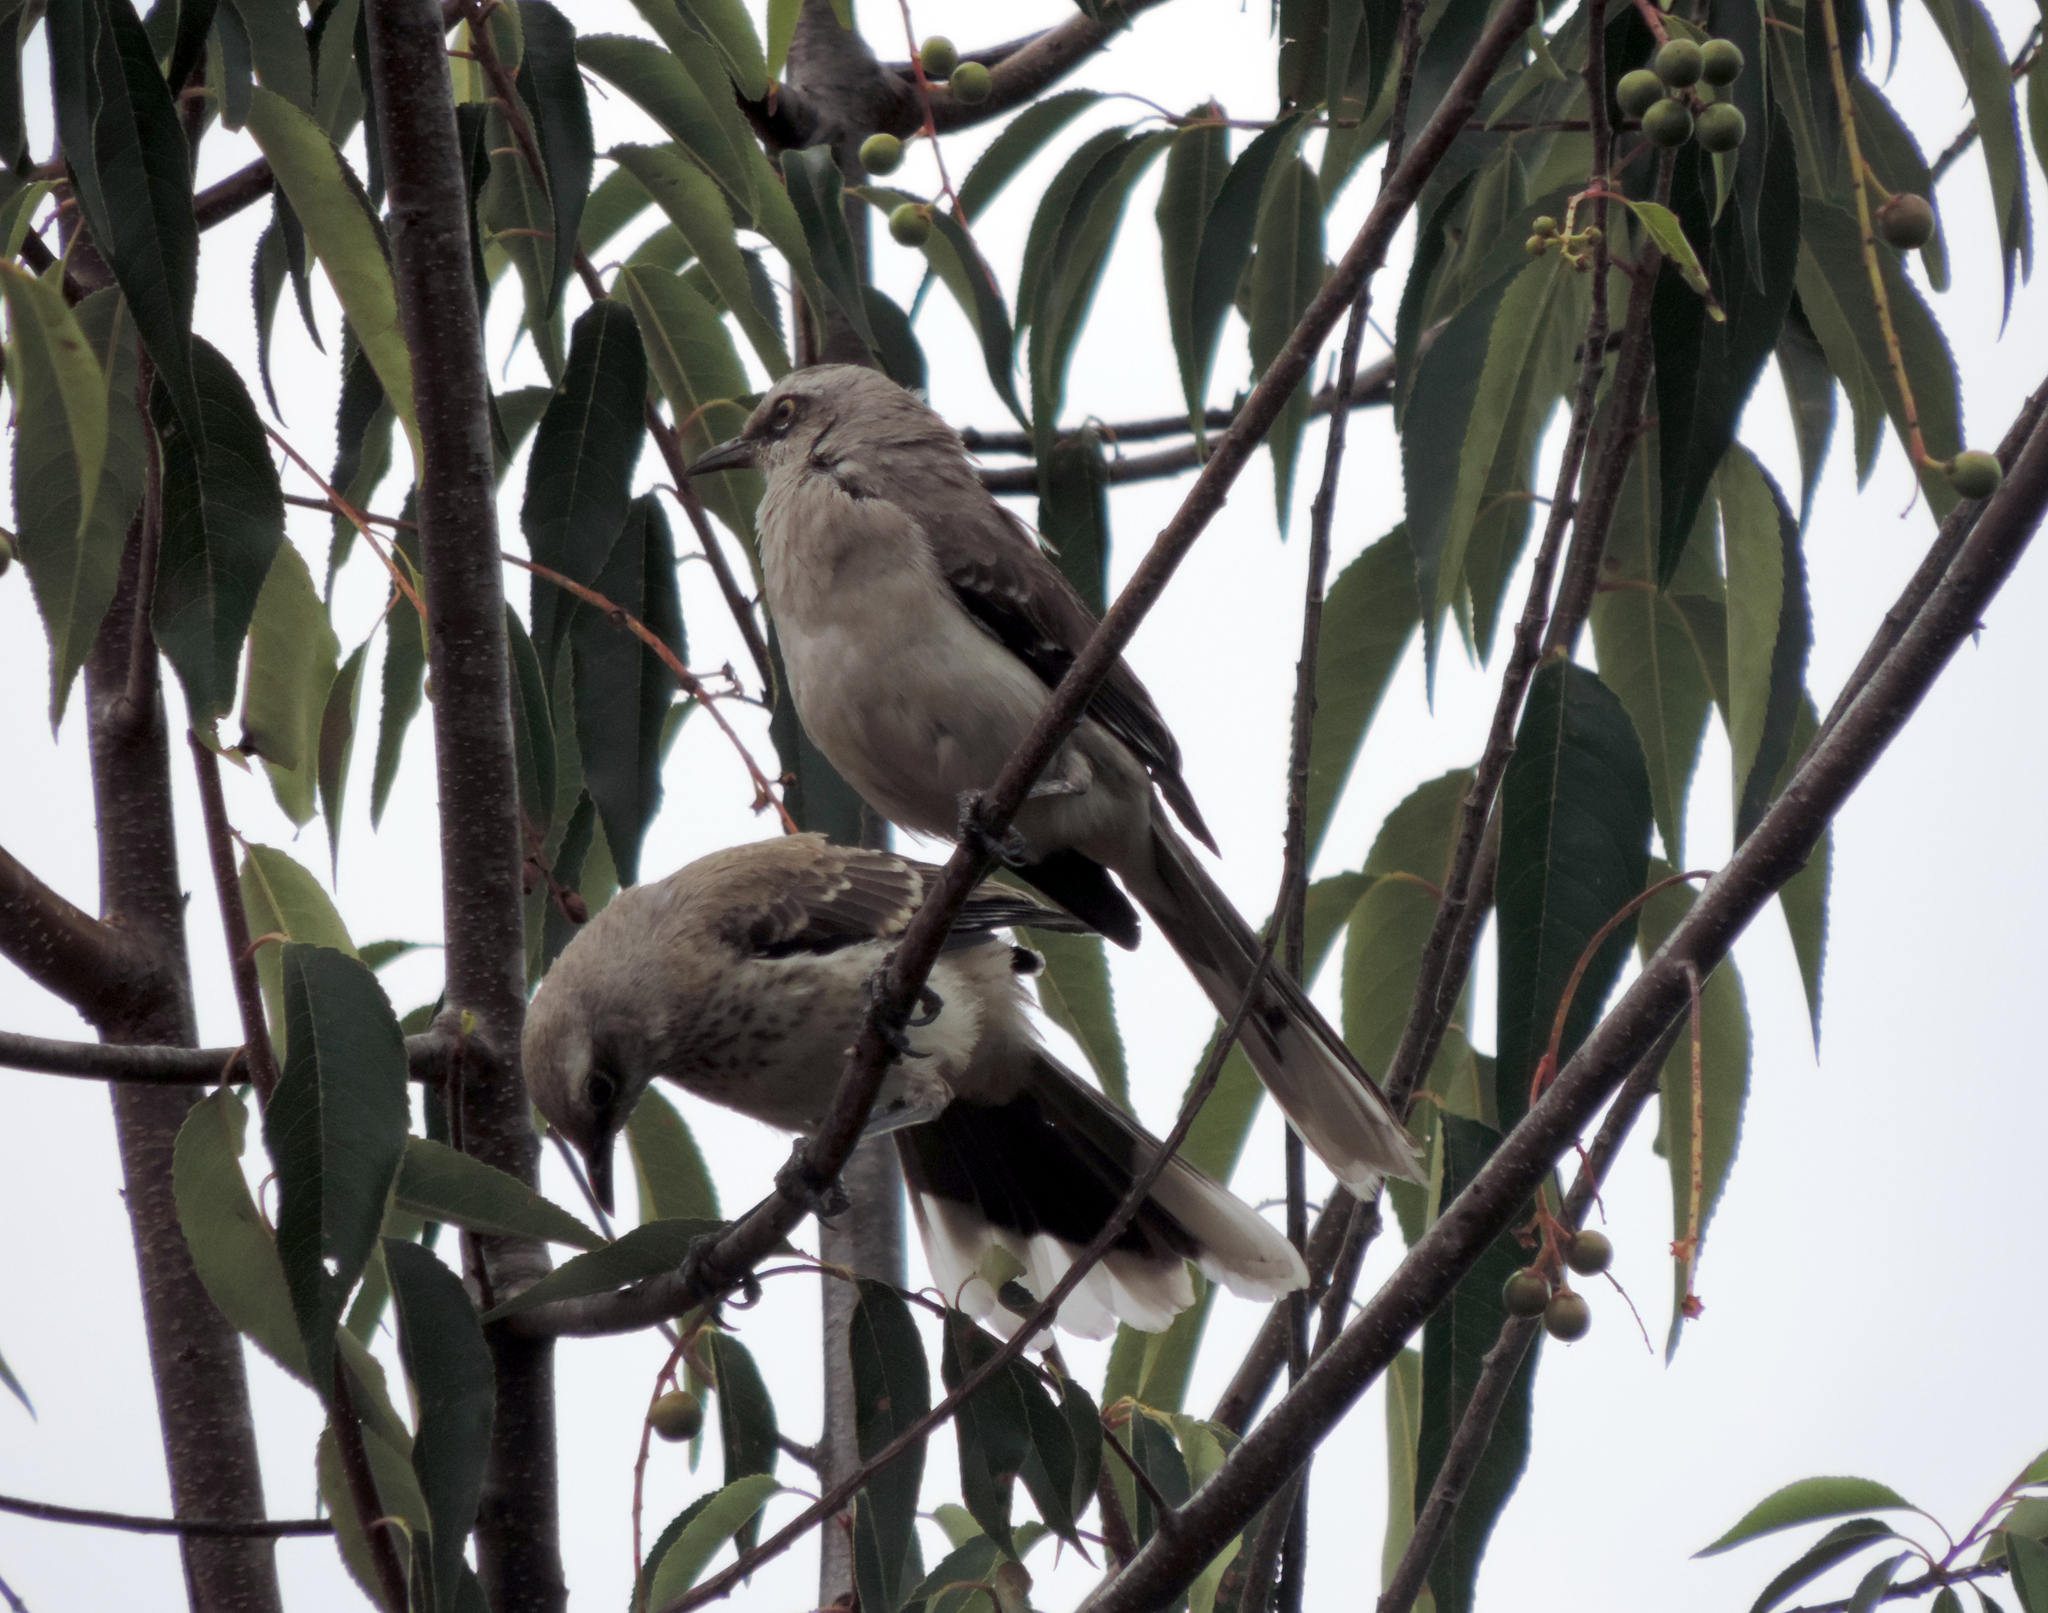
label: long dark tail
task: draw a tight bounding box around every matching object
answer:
[1130,823,1426,1193]
[895,1051,1306,1339]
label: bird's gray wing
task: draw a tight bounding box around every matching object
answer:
[934,506,1218,853]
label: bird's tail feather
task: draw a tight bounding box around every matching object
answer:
[1139,823,1427,1193]
[895,1051,1305,1340]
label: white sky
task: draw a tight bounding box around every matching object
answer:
[2,2,2045,1611]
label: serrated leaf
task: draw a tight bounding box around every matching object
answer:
[244,86,419,465]
[960,89,1103,222]
[1777,299,1837,524]
[1157,112,1231,439]
[386,1240,494,1613]
[243,541,341,826]
[781,144,876,351]
[2008,1531,2048,1613]
[1187,118,1303,441]
[224,0,313,117]
[1495,662,1653,1132]
[1718,446,1811,842]
[482,1217,725,1319]
[6,280,142,729]
[393,1137,602,1251]
[1020,927,1129,1110]
[1305,530,1422,863]
[1036,426,1111,609]
[240,841,356,1058]
[151,336,287,726]
[624,1085,720,1223]
[264,943,410,1394]
[643,1475,780,1610]
[632,0,766,103]
[609,142,790,377]
[1916,0,2029,315]
[863,188,1023,424]
[908,1525,1050,1613]
[1746,1520,1904,1613]
[704,1328,777,1549]
[1590,577,1713,865]
[1699,1480,1920,1555]
[942,1311,1031,1555]
[850,1279,930,1613]
[505,607,557,841]
[371,525,427,828]
[576,34,754,223]
[1630,199,1719,311]
[1247,153,1326,528]
[318,638,368,867]
[1851,77,1950,292]
[482,103,567,381]
[515,0,595,319]
[173,1087,313,1383]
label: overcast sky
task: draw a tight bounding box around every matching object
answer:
[3,2,2044,1610]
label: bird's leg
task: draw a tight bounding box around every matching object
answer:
[957,789,1030,864]
[908,984,945,1027]
[775,1142,852,1219]
[1025,777,1085,799]
[672,1231,762,1311]
[861,971,929,1061]
[860,1066,955,1138]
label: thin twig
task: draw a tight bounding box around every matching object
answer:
[0,1027,453,1084]
[643,409,776,694]
[1781,1561,2011,1613]
[0,1492,330,1539]
[330,1355,410,1611]
[187,737,281,1106]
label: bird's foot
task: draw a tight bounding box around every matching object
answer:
[861,972,930,1061]
[908,984,944,1027]
[957,790,1030,865]
[673,1230,761,1311]
[775,1145,852,1220]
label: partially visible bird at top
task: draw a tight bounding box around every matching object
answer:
[686,366,1424,1194]
[521,835,1309,1339]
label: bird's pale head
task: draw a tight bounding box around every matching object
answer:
[685,364,965,486]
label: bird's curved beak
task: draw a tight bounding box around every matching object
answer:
[584,1136,616,1216]
[687,435,755,477]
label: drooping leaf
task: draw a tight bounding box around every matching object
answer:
[1717,446,1811,843]
[244,86,419,464]
[318,638,369,866]
[1157,111,1232,439]
[505,607,558,841]
[850,1279,930,1613]
[523,299,648,677]
[1020,927,1129,1110]
[642,1475,781,1611]
[632,0,766,100]
[242,540,341,826]
[624,1086,721,1223]
[862,285,927,393]
[781,144,876,351]
[875,190,1024,424]
[942,1311,1032,1556]
[240,840,356,1056]
[481,101,567,381]
[1247,153,1328,527]
[264,943,411,1393]
[1772,698,1830,1046]
[386,1240,494,1613]
[1034,426,1110,609]
[704,1327,777,1551]
[393,1137,603,1251]
[224,0,314,116]
[2007,1532,2048,1613]
[482,1217,726,1319]
[1851,77,1950,292]
[514,0,595,319]
[370,525,427,828]
[1915,0,2030,315]
[152,336,288,727]
[1699,1479,1920,1555]
[1495,661,1653,1132]
[173,1087,313,1383]
[575,35,755,230]
[1187,118,1304,442]
[1776,298,1837,524]
[1379,1347,1429,1606]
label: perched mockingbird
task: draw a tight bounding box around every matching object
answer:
[688,367,1423,1192]
[523,835,1308,1337]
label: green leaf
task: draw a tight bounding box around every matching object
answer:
[0,1337,27,1417]
[515,1,595,319]
[505,607,558,840]
[1851,77,1950,293]
[1157,112,1231,439]
[371,528,427,828]
[1748,1520,1904,1613]
[224,0,313,118]
[1699,1479,1921,1555]
[327,344,389,584]
[1187,118,1303,442]
[1380,1348,1429,1605]
[151,336,287,726]
[908,1525,1050,1613]
[958,91,1103,226]
[393,1137,603,1251]
[764,0,798,78]
[482,1217,725,1319]
[1718,446,1811,842]
[1651,121,1799,581]
[318,639,369,867]
[1305,530,1422,863]
[1795,200,1961,516]
[482,103,567,381]
[632,0,767,102]
[1916,0,2030,315]
[1590,561,1713,864]
[1777,299,1838,524]
[240,840,356,1057]
[244,86,419,465]
[1036,426,1111,610]
[781,144,876,351]
[705,1328,777,1550]
[624,1086,721,1222]
[49,0,202,444]
[1844,1554,1913,1613]
[578,163,653,258]
[2008,1531,2048,1613]
[1414,1116,1542,1613]
[173,1087,312,1383]
[571,494,683,884]
[576,35,756,226]
[386,1240,494,1613]
[942,1311,1031,1556]
[609,142,791,377]
[1341,875,1443,1075]
[264,943,411,1394]
[850,1279,930,1613]
[1629,199,1719,311]
[1020,927,1129,1110]
[243,541,342,826]
[1638,863,1751,1358]
[1495,661,1653,1132]
[904,194,1025,426]
[643,1475,780,1610]
[5,279,143,729]
[1247,154,1327,528]
[523,299,649,677]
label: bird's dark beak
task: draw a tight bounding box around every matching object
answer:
[687,435,755,476]
[584,1137,616,1216]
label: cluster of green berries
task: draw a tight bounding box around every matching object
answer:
[1524,213,1604,269]
[917,35,990,103]
[1617,37,1747,153]
[1501,1229,1613,1342]
[860,36,992,249]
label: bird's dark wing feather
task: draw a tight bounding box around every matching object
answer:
[938,510,1217,853]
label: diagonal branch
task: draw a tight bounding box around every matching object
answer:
[0,844,166,1026]
[1077,369,2048,1613]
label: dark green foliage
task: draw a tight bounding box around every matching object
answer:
[850,1281,930,1613]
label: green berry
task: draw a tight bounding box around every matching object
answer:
[1696,102,1746,152]
[1580,225,1603,245]
[1616,68,1666,119]
[1543,1290,1592,1341]
[648,1390,704,1442]
[1876,193,1937,250]
[888,202,932,247]
[1947,451,2002,500]
[1642,97,1695,148]
[1700,38,1745,85]
[858,132,904,176]
[1503,1268,1552,1316]
[1531,215,1558,237]
[948,59,991,105]
[1564,1230,1614,1276]
[1653,38,1704,86]
[1525,234,1550,259]
[918,36,958,79]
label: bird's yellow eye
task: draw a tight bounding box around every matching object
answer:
[769,397,797,431]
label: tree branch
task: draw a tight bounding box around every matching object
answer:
[1781,1561,2011,1613]
[188,738,280,1107]
[0,1492,331,1539]
[925,0,1177,133]
[193,159,275,231]
[0,1028,460,1084]
[0,844,165,1026]
[1077,369,2048,1613]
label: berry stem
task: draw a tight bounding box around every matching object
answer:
[1677,961,1705,1317]
[1819,0,1933,469]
